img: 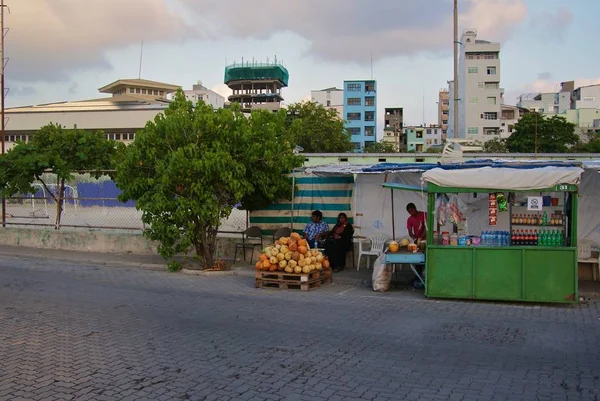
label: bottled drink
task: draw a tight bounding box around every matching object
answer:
[533,230,538,246]
[542,211,548,226]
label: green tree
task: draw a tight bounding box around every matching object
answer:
[0,123,117,228]
[115,91,303,269]
[364,140,396,153]
[285,101,353,153]
[505,112,578,153]
[573,132,600,153]
[482,138,508,153]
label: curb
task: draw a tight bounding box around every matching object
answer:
[181,269,236,277]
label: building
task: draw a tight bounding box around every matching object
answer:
[454,29,503,142]
[438,89,449,138]
[425,125,443,149]
[500,105,529,138]
[310,87,344,117]
[382,107,404,152]
[405,126,425,152]
[223,60,289,112]
[517,81,600,139]
[4,78,180,150]
[343,80,377,151]
[181,81,225,109]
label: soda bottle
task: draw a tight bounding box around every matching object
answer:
[533,230,538,246]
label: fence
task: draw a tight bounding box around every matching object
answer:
[2,172,249,234]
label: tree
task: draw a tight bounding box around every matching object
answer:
[0,123,118,228]
[285,101,353,153]
[505,112,578,153]
[364,140,396,153]
[573,133,600,153]
[114,90,303,269]
[482,138,508,153]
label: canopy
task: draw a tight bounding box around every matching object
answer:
[422,166,584,191]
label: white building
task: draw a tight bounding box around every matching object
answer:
[517,81,600,139]
[4,78,180,150]
[310,87,344,117]
[447,80,455,138]
[180,81,225,109]
[425,126,443,149]
[455,30,503,143]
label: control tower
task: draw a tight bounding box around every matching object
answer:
[224,60,289,112]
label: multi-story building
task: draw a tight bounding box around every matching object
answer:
[425,125,444,149]
[455,29,503,142]
[500,105,529,138]
[437,89,449,138]
[517,81,600,139]
[310,87,344,117]
[404,126,426,152]
[4,78,180,149]
[181,81,225,109]
[224,60,289,112]
[382,107,404,151]
[343,80,377,151]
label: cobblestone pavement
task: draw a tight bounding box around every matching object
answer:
[1,257,599,401]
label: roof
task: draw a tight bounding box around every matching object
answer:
[98,79,181,93]
[317,87,343,92]
[7,95,171,113]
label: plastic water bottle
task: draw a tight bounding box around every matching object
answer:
[313,240,318,249]
[482,231,487,246]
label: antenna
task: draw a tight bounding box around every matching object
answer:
[370,52,373,79]
[138,41,143,79]
[422,87,426,126]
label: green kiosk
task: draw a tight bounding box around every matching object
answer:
[384,162,584,304]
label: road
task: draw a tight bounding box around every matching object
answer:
[0,257,599,401]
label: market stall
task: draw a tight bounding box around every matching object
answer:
[421,165,583,304]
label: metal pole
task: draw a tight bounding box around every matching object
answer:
[390,189,396,239]
[453,0,459,139]
[534,112,538,159]
[1,0,6,227]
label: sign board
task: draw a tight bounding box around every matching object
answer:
[527,196,543,211]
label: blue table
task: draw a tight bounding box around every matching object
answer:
[385,252,426,286]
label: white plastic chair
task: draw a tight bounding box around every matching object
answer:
[357,234,390,271]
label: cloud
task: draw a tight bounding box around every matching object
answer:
[6,0,195,83]
[9,84,37,97]
[176,0,528,63]
[537,72,553,81]
[529,7,573,40]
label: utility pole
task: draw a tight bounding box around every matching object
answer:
[453,0,459,139]
[1,0,7,227]
[535,112,538,159]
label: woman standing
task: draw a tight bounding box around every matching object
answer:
[320,213,354,273]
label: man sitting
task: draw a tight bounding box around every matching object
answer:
[303,210,329,247]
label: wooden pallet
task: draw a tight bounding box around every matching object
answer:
[255,268,332,291]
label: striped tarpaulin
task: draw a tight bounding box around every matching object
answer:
[249,175,354,231]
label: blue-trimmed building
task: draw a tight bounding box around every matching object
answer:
[343,80,377,152]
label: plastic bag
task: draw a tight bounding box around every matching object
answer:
[372,253,392,292]
[448,194,467,226]
[435,194,449,226]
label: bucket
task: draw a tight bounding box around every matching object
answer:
[551,197,559,206]
[543,196,551,206]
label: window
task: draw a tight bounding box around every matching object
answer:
[485,82,499,89]
[154,90,159,95]
[347,112,361,121]
[484,128,499,136]
[348,127,361,136]
[365,127,374,136]
[467,127,479,135]
[136,88,141,94]
[129,88,134,94]
[416,130,423,138]
[426,129,432,135]
[326,100,331,106]
[365,83,375,92]
[487,97,497,105]
[159,91,164,96]
[347,97,361,106]
[468,67,478,74]
[352,143,361,151]
[487,66,497,75]
[508,125,514,132]
[466,52,498,60]
[482,112,498,120]
[142,89,147,94]
[469,97,479,104]
[478,82,484,88]
[365,97,375,106]
[584,96,596,101]
[347,83,361,92]
[365,111,375,122]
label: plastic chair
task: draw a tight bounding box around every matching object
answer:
[272,227,292,243]
[357,234,390,271]
[234,226,263,262]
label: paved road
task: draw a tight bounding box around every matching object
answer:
[0,258,599,401]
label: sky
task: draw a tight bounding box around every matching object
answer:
[6,0,600,138]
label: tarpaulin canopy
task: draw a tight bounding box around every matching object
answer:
[422,166,584,190]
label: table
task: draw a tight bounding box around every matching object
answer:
[385,252,426,286]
